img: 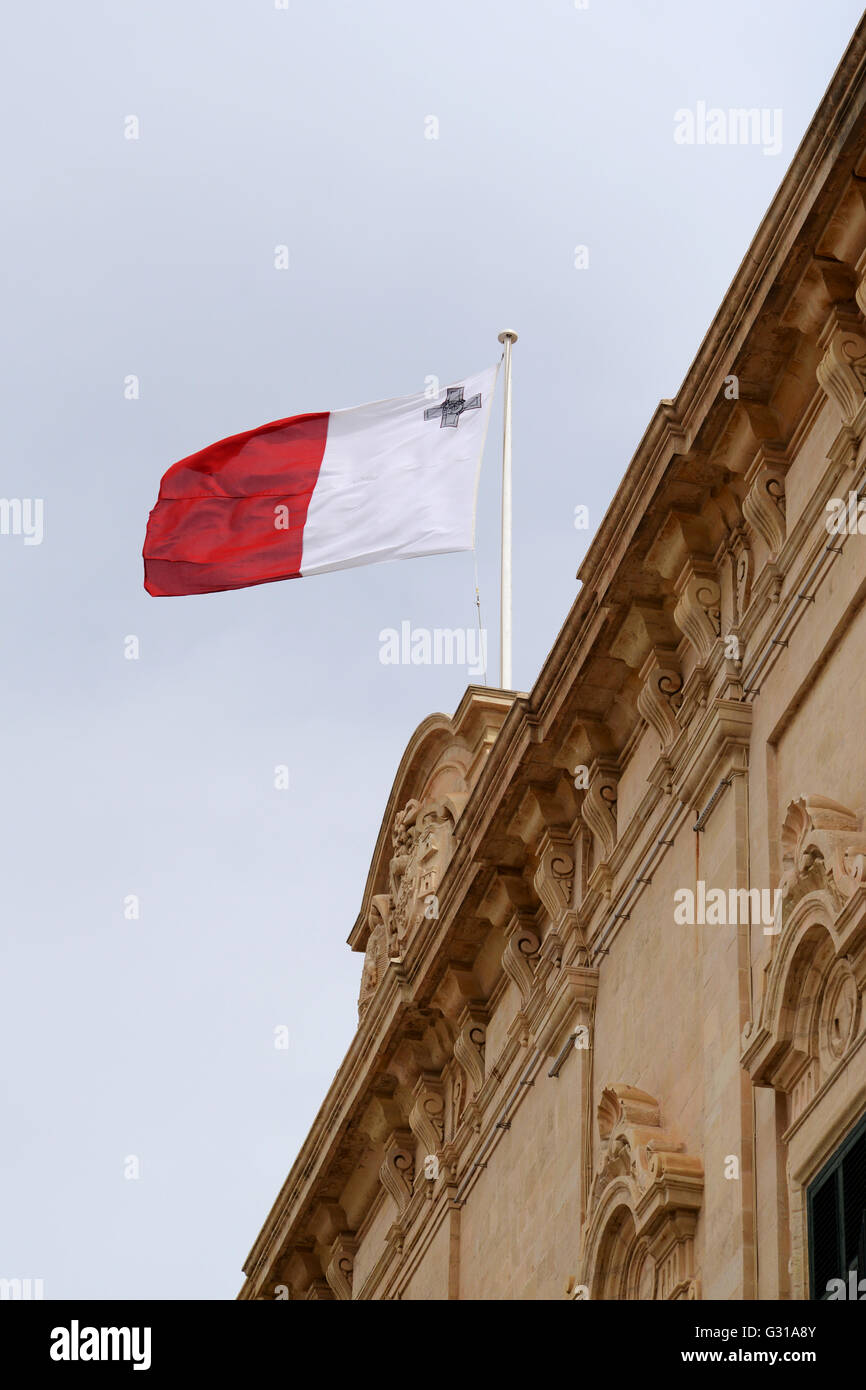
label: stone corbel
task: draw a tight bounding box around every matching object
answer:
[408,1074,446,1162]
[379,1130,415,1214]
[501,913,542,1010]
[532,828,577,931]
[453,1006,487,1095]
[324,1235,357,1301]
[816,306,866,426]
[636,648,684,752]
[610,605,683,758]
[581,758,619,864]
[673,561,721,666]
[742,453,788,558]
[643,511,722,669]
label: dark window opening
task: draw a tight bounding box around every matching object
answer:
[807,1112,866,1299]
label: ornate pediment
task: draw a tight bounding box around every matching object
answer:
[581,1085,703,1301]
[358,793,466,1019]
[778,794,866,916]
[592,1085,690,1204]
[742,792,866,1107]
[352,692,514,1022]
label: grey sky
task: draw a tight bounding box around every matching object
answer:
[2,0,862,1299]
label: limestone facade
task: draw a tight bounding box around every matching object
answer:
[239,22,866,1300]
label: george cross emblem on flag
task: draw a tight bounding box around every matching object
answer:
[424,385,483,428]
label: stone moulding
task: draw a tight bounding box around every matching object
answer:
[741,794,866,1103]
[580,1085,703,1301]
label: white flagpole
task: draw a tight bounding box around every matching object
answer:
[498,330,518,689]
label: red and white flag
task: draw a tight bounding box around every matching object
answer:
[143,366,499,596]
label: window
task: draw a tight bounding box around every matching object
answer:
[808,1112,866,1299]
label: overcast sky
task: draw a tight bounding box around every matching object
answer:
[2,0,863,1300]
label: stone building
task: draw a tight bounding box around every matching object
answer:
[239,22,866,1301]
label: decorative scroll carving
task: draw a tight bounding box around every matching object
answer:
[324,1235,357,1301]
[358,788,468,1019]
[673,564,721,664]
[778,794,866,913]
[637,652,683,750]
[502,917,542,1008]
[533,829,576,926]
[581,760,619,864]
[816,312,866,423]
[453,1008,486,1095]
[390,799,448,951]
[743,462,787,557]
[741,794,866,1116]
[581,1085,703,1301]
[379,1131,415,1213]
[358,911,391,1020]
[732,534,753,622]
[408,1075,445,1156]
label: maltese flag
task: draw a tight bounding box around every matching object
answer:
[143,366,499,596]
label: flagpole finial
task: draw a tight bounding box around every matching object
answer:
[497,329,518,344]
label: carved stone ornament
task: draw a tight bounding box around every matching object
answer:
[532,829,576,928]
[408,1075,445,1157]
[733,537,754,622]
[581,1085,703,1301]
[777,795,866,916]
[743,462,786,558]
[741,794,866,1114]
[358,790,467,1019]
[502,916,542,1009]
[673,563,721,665]
[636,652,683,750]
[358,905,391,1019]
[379,1131,415,1213]
[581,761,619,865]
[815,311,866,424]
[453,1009,486,1097]
[324,1235,357,1301]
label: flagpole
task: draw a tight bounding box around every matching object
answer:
[497,330,518,690]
